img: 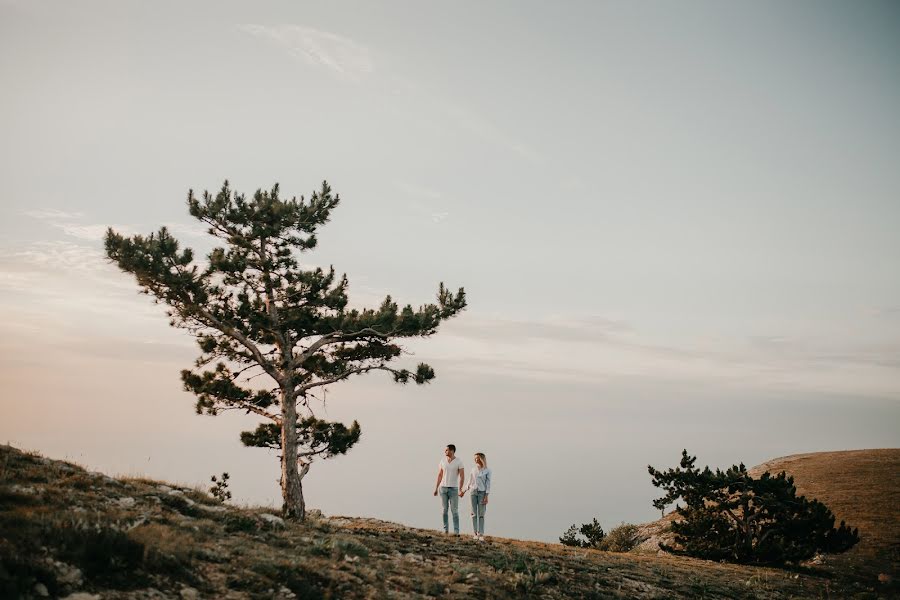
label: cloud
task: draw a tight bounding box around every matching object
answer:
[23,208,133,241]
[439,98,543,165]
[23,207,207,242]
[419,313,900,399]
[396,181,450,224]
[239,24,374,83]
[23,209,84,220]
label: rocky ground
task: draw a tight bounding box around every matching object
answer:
[1,444,895,599]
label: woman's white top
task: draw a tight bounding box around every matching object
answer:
[467,466,492,494]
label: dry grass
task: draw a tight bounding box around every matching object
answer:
[749,448,900,585]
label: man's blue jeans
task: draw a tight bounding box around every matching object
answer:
[439,486,459,533]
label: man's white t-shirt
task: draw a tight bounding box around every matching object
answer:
[439,456,464,488]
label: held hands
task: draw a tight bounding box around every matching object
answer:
[458,490,465,498]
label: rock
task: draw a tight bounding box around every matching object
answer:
[168,490,195,506]
[259,513,285,526]
[275,587,297,600]
[52,561,83,587]
[403,553,424,563]
[197,504,227,513]
[10,484,38,495]
[117,497,136,508]
[344,554,360,563]
[157,485,172,493]
[34,582,49,597]
[179,586,200,600]
[60,594,101,600]
[307,509,323,518]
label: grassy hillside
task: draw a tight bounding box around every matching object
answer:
[749,449,900,588]
[0,444,896,599]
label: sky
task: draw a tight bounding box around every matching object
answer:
[1,0,899,542]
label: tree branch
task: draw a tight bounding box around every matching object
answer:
[195,306,283,386]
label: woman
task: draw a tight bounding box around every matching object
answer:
[460,452,492,541]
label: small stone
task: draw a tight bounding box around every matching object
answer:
[168,490,195,506]
[180,586,200,600]
[59,594,101,600]
[275,586,297,600]
[259,513,285,526]
[158,485,172,493]
[33,582,49,597]
[403,553,424,563]
[53,561,83,587]
[117,497,136,508]
[343,554,360,563]
[198,504,227,513]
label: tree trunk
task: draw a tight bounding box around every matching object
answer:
[280,389,305,520]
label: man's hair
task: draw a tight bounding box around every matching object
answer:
[447,444,456,453]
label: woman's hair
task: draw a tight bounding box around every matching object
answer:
[474,452,487,467]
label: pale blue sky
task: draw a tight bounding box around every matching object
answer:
[1,1,898,541]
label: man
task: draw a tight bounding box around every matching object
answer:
[433,444,465,535]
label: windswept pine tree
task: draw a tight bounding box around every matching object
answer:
[105,181,466,519]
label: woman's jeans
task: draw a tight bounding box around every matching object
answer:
[439,486,459,533]
[470,491,488,535]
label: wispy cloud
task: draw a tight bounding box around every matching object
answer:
[396,181,450,224]
[236,23,541,164]
[392,77,544,165]
[238,24,374,83]
[23,209,84,220]
[420,313,900,399]
[23,208,208,242]
[23,208,132,241]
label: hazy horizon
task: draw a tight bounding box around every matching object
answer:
[2,0,899,542]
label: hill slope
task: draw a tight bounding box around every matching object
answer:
[0,445,896,599]
[634,449,899,591]
[749,449,900,585]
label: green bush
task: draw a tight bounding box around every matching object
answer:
[600,523,640,552]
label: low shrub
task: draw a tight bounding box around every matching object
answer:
[601,523,640,552]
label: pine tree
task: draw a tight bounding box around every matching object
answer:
[559,518,605,548]
[648,450,859,565]
[105,181,466,520]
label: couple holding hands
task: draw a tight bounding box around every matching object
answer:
[433,444,492,541]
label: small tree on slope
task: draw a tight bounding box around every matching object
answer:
[648,450,859,565]
[105,181,466,520]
